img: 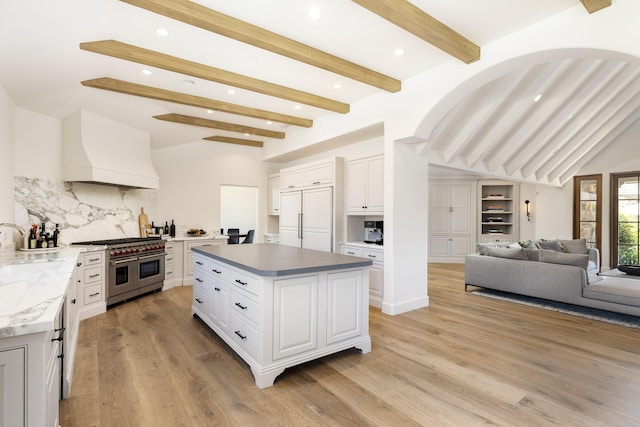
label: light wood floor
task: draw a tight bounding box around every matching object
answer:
[60,263,640,426]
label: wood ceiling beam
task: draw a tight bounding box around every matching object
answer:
[203,135,263,148]
[580,0,611,14]
[81,77,312,128]
[351,0,480,64]
[119,0,401,93]
[80,40,350,114]
[153,113,285,139]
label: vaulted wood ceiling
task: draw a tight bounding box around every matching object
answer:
[1,0,627,185]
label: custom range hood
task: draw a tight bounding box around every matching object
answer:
[63,110,159,189]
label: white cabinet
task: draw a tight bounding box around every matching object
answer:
[280,161,334,190]
[0,347,25,426]
[341,243,384,308]
[183,239,225,285]
[429,182,474,261]
[267,174,280,215]
[164,240,185,289]
[346,155,384,214]
[478,180,519,244]
[76,250,106,321]
[191,252,370,389]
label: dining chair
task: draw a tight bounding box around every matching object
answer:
[227,228,240,244]
[242,229,255,244]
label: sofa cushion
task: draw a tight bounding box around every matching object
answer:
[558,238,589,254]
[538,249,589,271]
[487,247,528,260]
[524,248,540,262]
[536,240,562,251]
[476,242,517,255]
[583,277,640,306]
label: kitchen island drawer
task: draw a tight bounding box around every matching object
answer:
[229,312,259,360]
[84,266,103,284]
[207,260,230,282]
[230,288,259,324]
[230,270,260,296]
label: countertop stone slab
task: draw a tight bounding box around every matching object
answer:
[192,243,372,277]
[0,247,98,338]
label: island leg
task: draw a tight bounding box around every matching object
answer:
[355,338,372,354]
[251,366,285,389]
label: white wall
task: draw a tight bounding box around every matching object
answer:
[0,87,16,249]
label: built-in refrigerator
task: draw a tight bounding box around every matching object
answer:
[279,187,333,252]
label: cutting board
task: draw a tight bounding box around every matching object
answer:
[139,207,149,237]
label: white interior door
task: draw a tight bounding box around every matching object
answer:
[279,191,302,247]
[302,187,333,252]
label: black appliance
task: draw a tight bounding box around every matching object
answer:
[72,237,165,306]
[364,220,383,245]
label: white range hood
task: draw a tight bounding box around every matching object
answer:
[62,110,159,189]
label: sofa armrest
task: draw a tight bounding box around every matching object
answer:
[588,248,600,274]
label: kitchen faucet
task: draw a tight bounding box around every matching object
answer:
[0,223,27,250]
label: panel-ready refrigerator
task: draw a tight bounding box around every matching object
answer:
[279,187,333,252]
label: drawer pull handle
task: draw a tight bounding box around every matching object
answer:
[89,274,99,278]
[166,271,173,275]
[166,257,173,261]
[195,278,203,283]
[51,336,63,342]
[89,292,100,297]
[368,255,377,258]
[212,269,221,274]
[202,244,212,247]
[71,298,77,304]
[235,302,247,310]
[347,251,355,255]
[195,298,203,304]
[235,279,247,286]
[214,287,220,292]
[313,181,321,184]
[196,261,204,266]
[77,262,82,267]
[234,331,247,340]
[89,257,100,262]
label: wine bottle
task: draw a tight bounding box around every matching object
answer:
[170,220,176,237]
[164,221,169,235]
[53,224,60,247]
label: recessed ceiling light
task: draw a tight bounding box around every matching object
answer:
[141,69,152,75]
[155,28,169,37]
[183,79,195,86]
[244,133,250,136]
[534,93,542,102]
[308,6,322,19]
[394,48,405,56]
[333,83,342,89]
[227,89,235,95]
[294,105,302,110]
[206,109,214,114]
[266,121,273,125]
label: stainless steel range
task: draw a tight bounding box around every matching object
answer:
[73,237,165,306]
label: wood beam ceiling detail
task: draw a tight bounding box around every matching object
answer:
[203,135,263,148]
[153,113,285,139]
[351,0,480,64]
[81,77,312,128]
[119,0,401,93]
[80,40,350,114]
[580,0,611,14]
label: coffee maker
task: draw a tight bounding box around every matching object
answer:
[364,220,383,245]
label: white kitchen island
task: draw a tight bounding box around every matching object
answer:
[191,243,372,388]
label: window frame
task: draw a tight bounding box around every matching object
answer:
[610,171,640,268]
[573,174,602,252]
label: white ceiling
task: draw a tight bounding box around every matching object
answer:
[2,0,634,185]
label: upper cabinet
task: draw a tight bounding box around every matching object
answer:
[477,179,520,243]
[280,160,334,190]
[267,174,280,215]
[346,154,384,214]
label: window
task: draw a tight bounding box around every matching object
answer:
[573,174,601,250]
[611,172,640,266]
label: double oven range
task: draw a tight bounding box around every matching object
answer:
[72,237,165,306]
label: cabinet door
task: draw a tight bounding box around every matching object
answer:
[280,170,304,190]
[304,163,333,186]
[429,235,452,257]
[209,280,230,333]
[267,175,280,215]
[450,185,471,234]
[368,263,383,296]
[450,236,471,256]
[279,191,302,248]
[346,159,366,212]
[365,155,384,212]
[273,275,318,360]
[301,187,332,252]
[0,347,25,426]
[326,270,364,345]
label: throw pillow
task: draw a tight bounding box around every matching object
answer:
[524,248,539,262]
[558,238,589,254]
[536,240,562,251]
[518,240,537,249]
[538,249,589,271]
[487,247,528,260]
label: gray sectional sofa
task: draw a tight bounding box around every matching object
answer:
[464,239,640,317]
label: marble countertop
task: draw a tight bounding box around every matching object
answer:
[166,235,229,242]
[0,247,88,338]
[192,243,372,277]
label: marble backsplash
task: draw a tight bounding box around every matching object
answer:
[14,176,158,245]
